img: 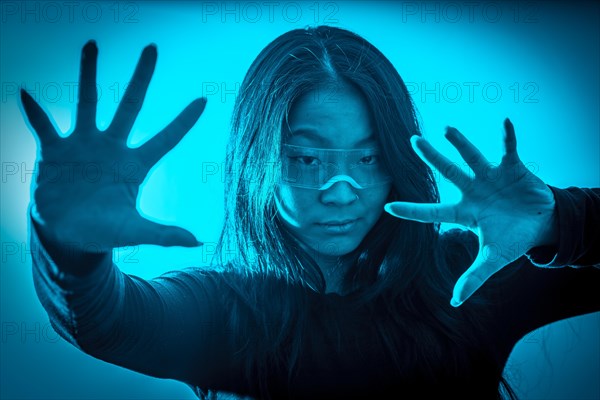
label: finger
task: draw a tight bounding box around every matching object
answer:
[76,40,99,133]
[134,219,203,247]
[502,118,519,163]
[384,201,458,224]
[138,98,207,167]
[108,44,157,139]
[444,126,490,177]
[450,246,504,307]
[20,89,60,145]
[410,135,471,190]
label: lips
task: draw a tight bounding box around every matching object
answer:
[319,218,357,226]
[316,218,359,234]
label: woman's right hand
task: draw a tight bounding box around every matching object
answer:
[21,40,206,252]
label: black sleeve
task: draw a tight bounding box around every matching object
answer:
[526,186,600,268]
[28,210,239,389]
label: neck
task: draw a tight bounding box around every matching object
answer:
[315,254,351,295]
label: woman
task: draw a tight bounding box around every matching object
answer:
[22,25,599,399]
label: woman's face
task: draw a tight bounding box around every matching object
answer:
[276,81,392,259]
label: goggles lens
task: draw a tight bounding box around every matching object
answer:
[281,144,393,190]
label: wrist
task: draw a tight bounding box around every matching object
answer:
[30,206,111,277]
[533,199,559,249]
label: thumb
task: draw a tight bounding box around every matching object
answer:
[450,244,505,307]
[136,219,203,247]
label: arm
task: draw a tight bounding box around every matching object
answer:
[30,210,226,387]
[20,41,237,391]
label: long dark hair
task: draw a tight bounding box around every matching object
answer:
[212,25,516,399]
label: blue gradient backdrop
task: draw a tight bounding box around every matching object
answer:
[1,1,598,399]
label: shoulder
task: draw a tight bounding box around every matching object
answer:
[155,266,302,303]
[146,267,251,305]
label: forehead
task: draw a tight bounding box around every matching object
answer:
[284,82,377,148]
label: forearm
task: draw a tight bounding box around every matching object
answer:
[31,210,136,355]
[29,209,219,384]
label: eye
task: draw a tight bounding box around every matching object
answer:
[359,155,379,165]
[289,156,320,166]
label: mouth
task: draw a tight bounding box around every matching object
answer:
[316,219,359,233]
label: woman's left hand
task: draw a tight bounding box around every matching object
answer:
[384,118,558,307]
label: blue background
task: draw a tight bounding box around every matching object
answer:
[1,1,598,399]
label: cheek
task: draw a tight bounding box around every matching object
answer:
[356,185,392,235]
[275,185,317,225]
[361,184,391,218]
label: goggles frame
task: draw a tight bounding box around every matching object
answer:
[280,144,393,190]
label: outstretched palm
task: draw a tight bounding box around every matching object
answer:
[385,120,557,306]
[21,41,206,252]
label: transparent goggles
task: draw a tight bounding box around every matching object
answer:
[281,144,393,190]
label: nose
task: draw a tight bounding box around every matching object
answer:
[320,181,359,206]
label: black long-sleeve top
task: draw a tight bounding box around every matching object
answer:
[30,186,600,399]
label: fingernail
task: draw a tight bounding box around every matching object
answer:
[143,44,158,57]
[83,41,98,59]
[409,135,421,146]
[384,203,394,215]
[450,297,462,307]
[196,97,208,108]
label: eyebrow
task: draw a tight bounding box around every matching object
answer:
[290,128,377,147]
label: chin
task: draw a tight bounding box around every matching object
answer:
[309,235,362,257]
